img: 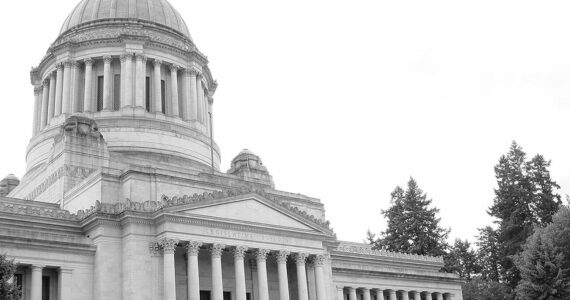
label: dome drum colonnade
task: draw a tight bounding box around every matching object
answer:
[152,238,330,300]
[338,287,453,300]
[31,54,213,136]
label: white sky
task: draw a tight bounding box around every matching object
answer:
[0,0,569,244]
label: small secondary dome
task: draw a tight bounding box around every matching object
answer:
[59,0,192,39]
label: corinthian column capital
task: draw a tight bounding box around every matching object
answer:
[42,79,49,87]
[294,253,309,265]
[56,63,64,71]
[103,56,113,64]
[153,59,162,66]
[184,241,202,256]
[233,245,248,259]
[169,64,180,72]
[159,238,179,254]
[149,241,161,256]
[255,249,271,262]
[120,53,132,63]
[34,86,42,95]
[210,244,226,257]
[84,58,93,65]
[315,254,328,266]
[276,250,290,264]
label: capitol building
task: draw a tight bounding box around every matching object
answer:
[0,0,463,299]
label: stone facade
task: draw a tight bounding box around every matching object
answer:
[0,0,463,300]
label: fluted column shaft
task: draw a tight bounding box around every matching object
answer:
[40,80,49,129]
[197,77,204,123]
[211,244,225,300]
[401,291,409,300]
[30,265,43,300]
[185,241,202,300]
[102,56,113,110]
[348,287,357,300]
[362,288,371,300]
[180,70,189,120]
[295,253,309,300]
[123,54,134,107]
[169,65,180,117]
[188,71,198,120]
[255,249,270,300]
[135,54,146,108]
[153,60,162,113]
[83,58,93,112]
[389,290,397,300]
[160,238,178,300]
[54,64,64,116]
[277,251,290,300]
[234,246,248,300]
[61,61,73,114]
[71,61,80,112]
[32,86,41,135]
[314,255,327,300]
[48,72,56,120]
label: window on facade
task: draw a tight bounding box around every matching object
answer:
[41,276,50,300]
[246,293,251,300]
[161,80,166,114]
[145,77,151,112]
[199,290,210,300]
[14,274,23,291]
[113,74,121,110]
[97,76,104,111]
[223,292,231,300]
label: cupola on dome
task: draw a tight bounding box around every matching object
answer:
[59,0,192,40]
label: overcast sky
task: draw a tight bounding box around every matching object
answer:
[0,0,568,244]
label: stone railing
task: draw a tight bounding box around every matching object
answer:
[334,241,444,263]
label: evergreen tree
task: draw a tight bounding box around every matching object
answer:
[488,142,561,289]
[476,226,502,282]
[515,207,570,299]
[444,239,480,280]
[0,254,21,300]
[375,178,449,257]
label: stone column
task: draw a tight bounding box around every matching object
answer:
[58,268,73,300]
[196,76,204,123]
[255,249,270,300]
[401,291,409,300]
[48,72,56,120]
[337,287,344,300]
[362,288,371,300]
[102,56,113,111]
[135,54,147,108]
[160,238,179,300]
[443,294,451,300]
[389,290,397,300]
[83,58,93,112]
[234,246,248,300]
[412,291,421,300]
[180,69,189,120]
[435,292,443,300]
[40,80,49,130]
[314,255,327,300]
[211,244,226,300]
[30,265,44,300]
[185,241,202,300]
[122,53,134,108]
[153,59,162,113]
[374,289,384,300]
[169,65,180,117]
[71,61,81,112]
[295,253,309,300]
[149,243,161,300]
[61,60,73,114]
[32,86,42,135]
[348,287,357,300]
[188,70,198,121]
[276,250,290,300]
[54,63,64,116]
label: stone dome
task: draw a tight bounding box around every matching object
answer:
[59,0,192,39]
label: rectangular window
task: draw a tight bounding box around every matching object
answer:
[14,274,23,291]
[161,80,166,114]
[42,276,50,300]
[113,74,121,110]
[145,77,151,112]
[223,292,231,300]
[97,76,104,111]
[200,291,211,300]
[246,293,251,300]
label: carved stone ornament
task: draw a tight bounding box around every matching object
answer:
[169,64,180,72]
[184,241,202,256]
[210,244,225,257]
[159,238,179,254]
[103,56,113,64]
[34,86,42,95]
[42,79,49,87]
[314,254,328,266]
[255,249,271,262]
[84,57,94,65]
[149,242,161,256]
[153,59,162,66]
[233,246,248,259]
[276,250,290,264]
[56,63,64,71]
[294,253,309,265]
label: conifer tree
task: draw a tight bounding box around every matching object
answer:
[476,226,502,282]
[0,254,21,300]
[444,239,480,280]
[375,178,449,257]
[488,141,561,289]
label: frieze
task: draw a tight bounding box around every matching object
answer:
[334,241,444,263]
[24,165,96,201]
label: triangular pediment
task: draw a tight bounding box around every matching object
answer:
[171,196,317,232]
